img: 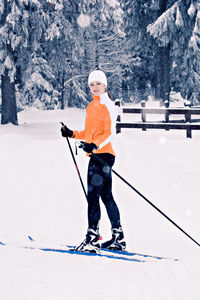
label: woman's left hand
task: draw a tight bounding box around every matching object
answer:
[79,142,97,153]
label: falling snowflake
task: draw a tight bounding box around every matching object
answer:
[91,174,103,187]
[77,14,91,28]
[103,165,111,174]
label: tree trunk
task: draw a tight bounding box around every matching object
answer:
[155,0,171,104]
[158,44,171,103]
[1,68,18,125]
[60,71,65,110]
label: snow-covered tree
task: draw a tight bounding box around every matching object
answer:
[147,0,200,104]
[182,0,200,104]
[18,0,65,110]
[0,0,69,122]
[38,0,88,109]
[0,0,52,123]
[77,0,125,101]
[0,0,22,125]
[21,55,59,109]
[119,0,164,103]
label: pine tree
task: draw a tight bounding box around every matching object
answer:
[120,0,160,103]
[147,0,199,104]
[0,0,20,125]
[77,0,125,102]
[0,0,55,122]
[182,0,200,104]
[18,0,65,110]
[40,0,87,109]
[0,0,66,117]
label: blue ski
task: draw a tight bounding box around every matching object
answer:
[101,248,178,261]
[27,235,178,262]
[0,240,146,263]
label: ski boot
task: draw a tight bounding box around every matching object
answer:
[101,227,126,251]
[75,228,100,253]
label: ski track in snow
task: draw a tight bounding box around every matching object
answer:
[0,108,200,300]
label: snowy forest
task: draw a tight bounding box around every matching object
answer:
[1,0,200,125]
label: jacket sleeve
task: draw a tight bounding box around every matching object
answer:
[72,129,85,140]
[93,105,112,148]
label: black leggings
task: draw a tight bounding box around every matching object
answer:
[87,153,121,230]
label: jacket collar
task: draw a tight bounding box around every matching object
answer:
[92,95,100,102]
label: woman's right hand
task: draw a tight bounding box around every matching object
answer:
[61,124,73,138]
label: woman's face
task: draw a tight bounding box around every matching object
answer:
[89,81,106,96]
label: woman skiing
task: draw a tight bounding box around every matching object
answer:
[61,70,126,253]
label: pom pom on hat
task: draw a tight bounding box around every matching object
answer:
[88,70,107,87]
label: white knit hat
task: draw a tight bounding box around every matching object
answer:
[88,70,107,87]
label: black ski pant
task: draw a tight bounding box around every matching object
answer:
[87,153,121,230]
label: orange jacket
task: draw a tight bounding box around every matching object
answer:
[73,93,117,156]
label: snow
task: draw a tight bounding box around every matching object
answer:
[5,56,13,70]
[0,49,5,61]
[0,0,4,14]
[188,2,196,18]
[0,108,200,299]
[45,23,61,41]
[175,6,184,28]
[30,72,53,93]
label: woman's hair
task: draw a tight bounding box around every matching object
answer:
[106,90,112,100]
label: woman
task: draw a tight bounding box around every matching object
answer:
[61,70,126,253]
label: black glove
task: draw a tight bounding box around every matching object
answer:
[61,125,73,138]
[79,141,97,153]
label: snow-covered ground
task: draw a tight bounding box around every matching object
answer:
[0,108,200,300]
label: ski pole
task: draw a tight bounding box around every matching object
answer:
[91,152,200,248]
[60,123,88,201]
